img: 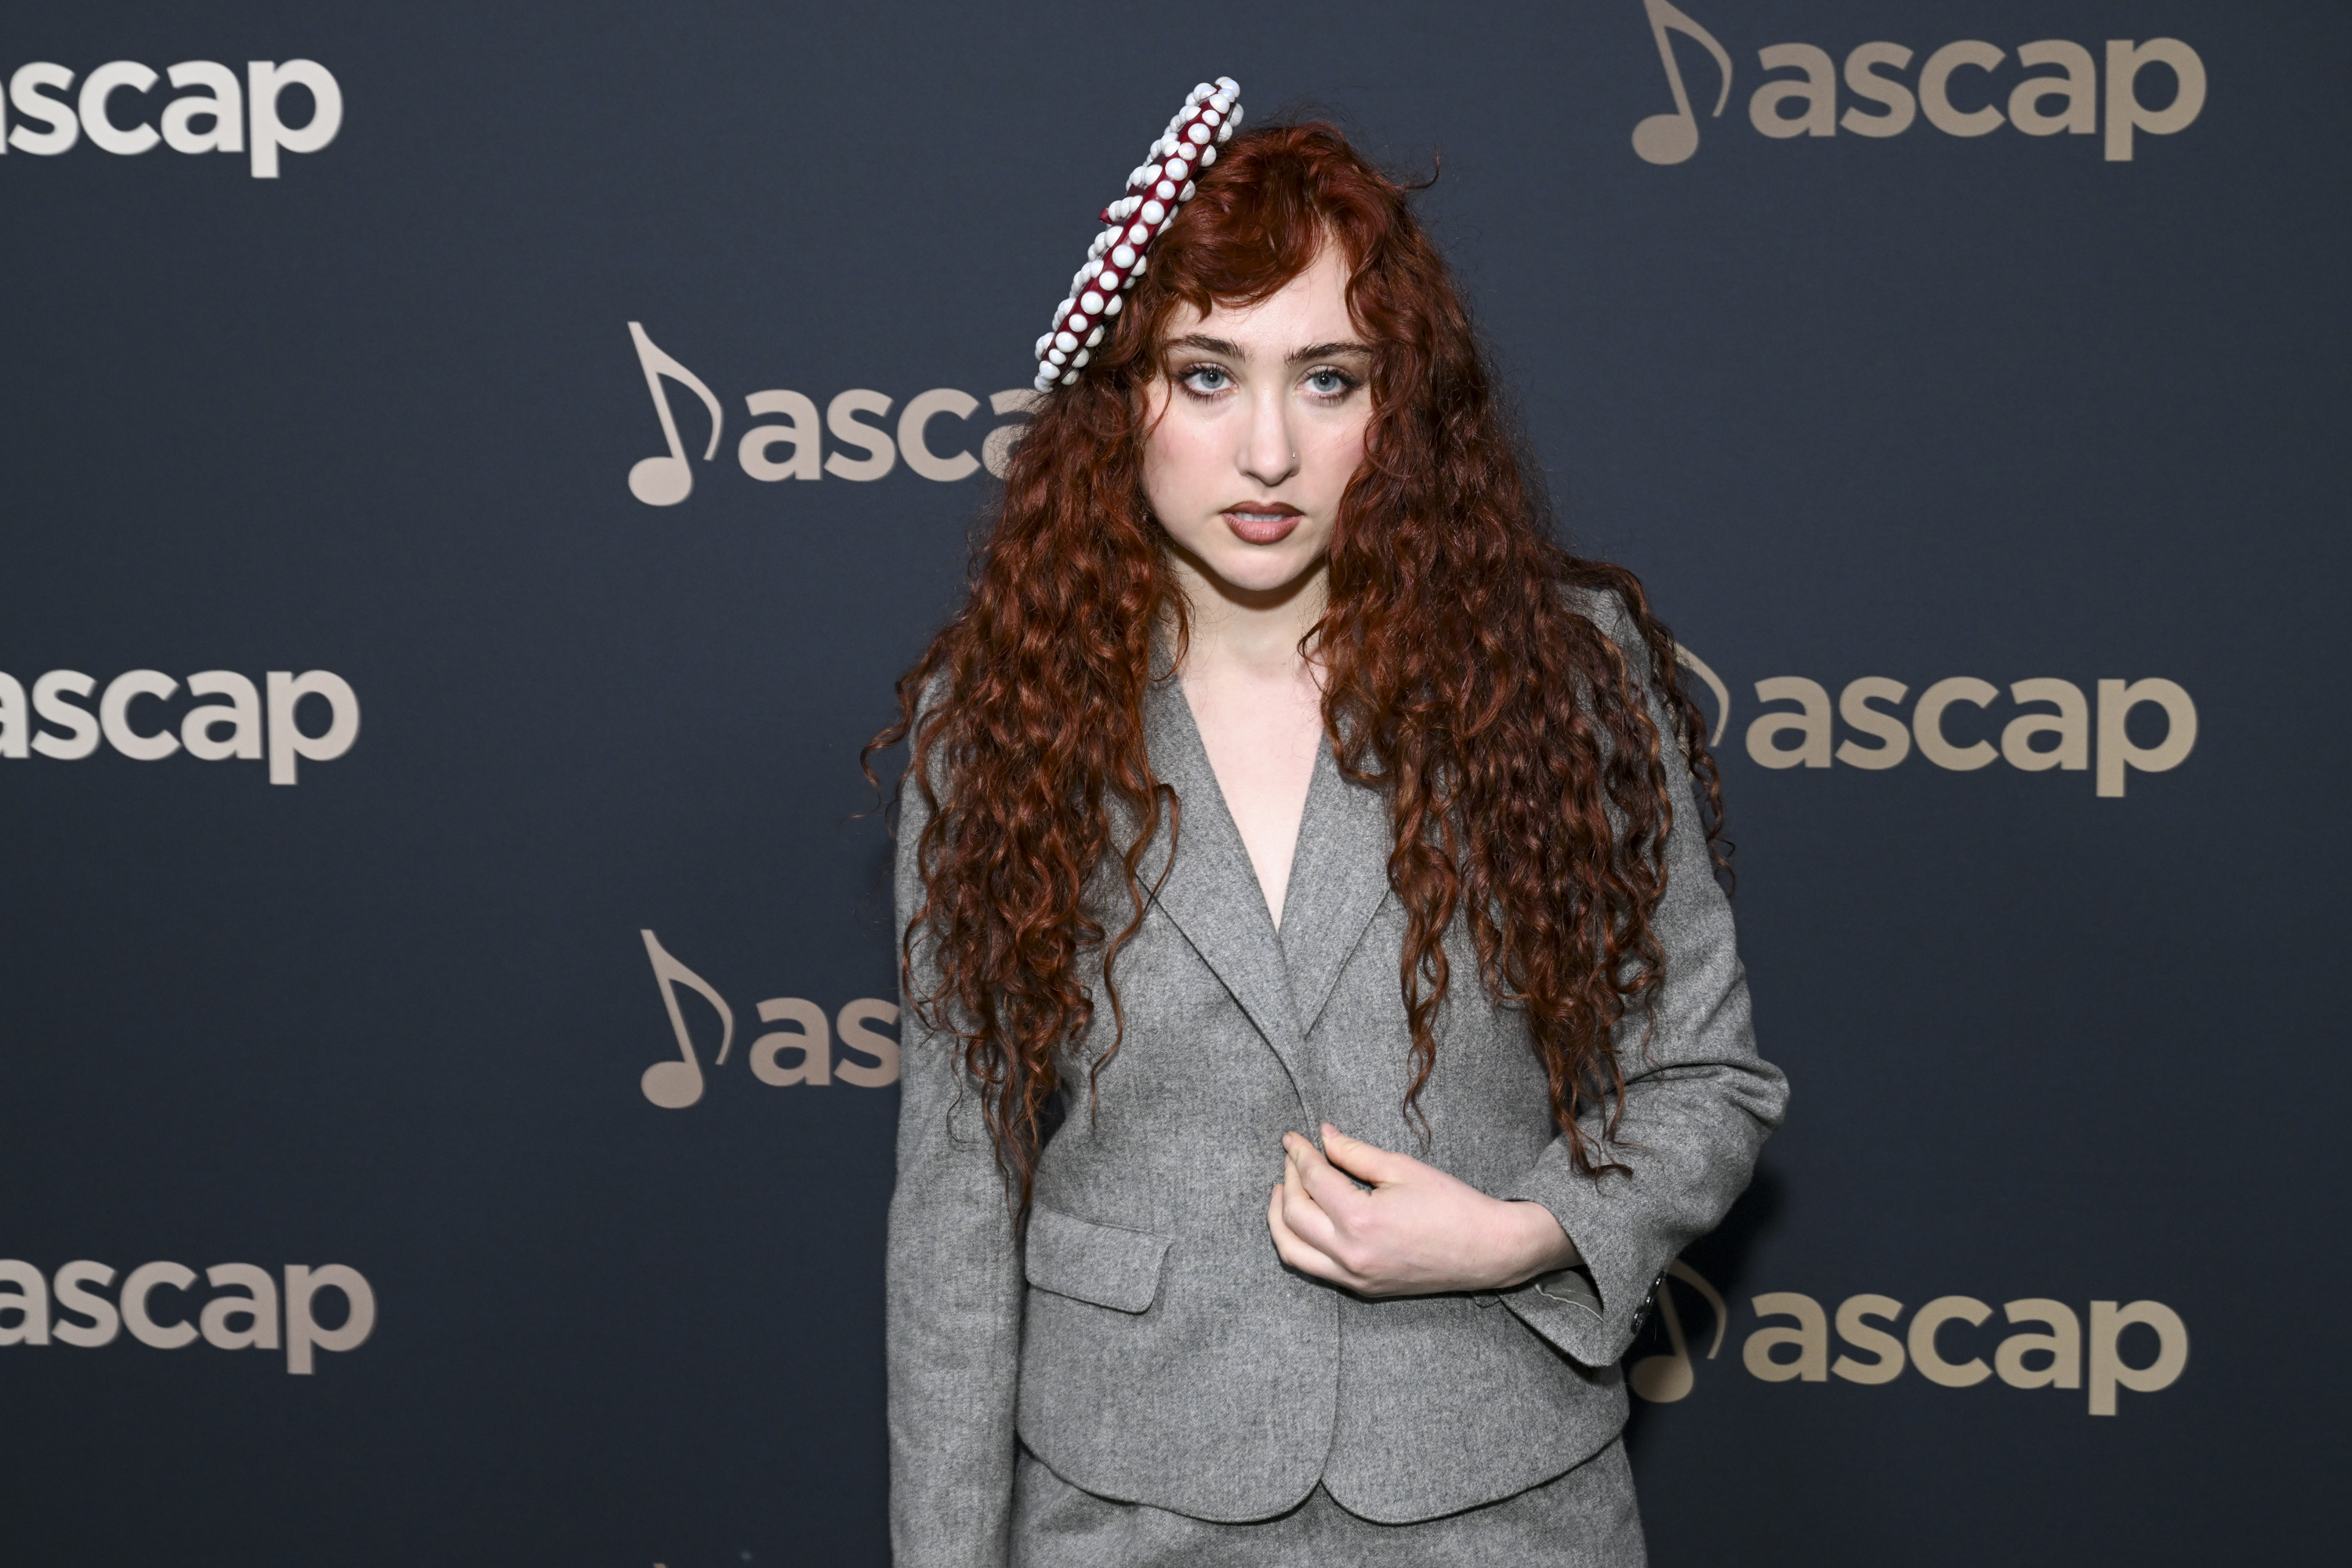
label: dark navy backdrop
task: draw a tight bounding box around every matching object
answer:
[3,2,2341,1563]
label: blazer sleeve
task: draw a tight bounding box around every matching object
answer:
[1495,593,1789,1370]
[885,760,1025,1568]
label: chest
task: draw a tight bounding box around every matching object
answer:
[1180,671,1323,927]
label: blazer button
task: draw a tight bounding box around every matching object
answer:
[1628,1272,1667,1336]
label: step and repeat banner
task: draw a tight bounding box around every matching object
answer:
[3,2,2340,1563]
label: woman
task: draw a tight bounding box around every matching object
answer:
[874,82,1786,1567]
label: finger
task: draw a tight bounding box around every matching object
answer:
[1319,1125,1417,1187]
[1280,1152,1352,1261]
[1287,1138,1365,1222]
[1282,1142,1328,1222]
[1282,1130,1327,1169]
[1269,1183,1345,1282]
[1281,1133,1340,1205]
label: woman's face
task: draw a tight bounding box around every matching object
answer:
[1139,246,1373,606]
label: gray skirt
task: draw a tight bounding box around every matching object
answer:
[1010,1437,1646,1568]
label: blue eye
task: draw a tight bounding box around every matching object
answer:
[1181,365,1232,393]
[1305,368,1358,397]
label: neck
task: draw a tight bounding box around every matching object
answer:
[1164,544,1330,682]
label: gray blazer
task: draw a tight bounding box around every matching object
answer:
[886,599,1788,1566]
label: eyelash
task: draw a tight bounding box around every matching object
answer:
[1175,364,1363,402]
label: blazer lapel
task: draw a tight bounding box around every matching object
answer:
[1276,741,1396,1039]
[1139,676,1309,1090]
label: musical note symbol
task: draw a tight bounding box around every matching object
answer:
[1629,1277,1696,1401]
[1674,643,1732,748]
[1629,1258,1730,1403]
[626,322,725,506]
[1632,0,1735,166]
[639,928,735,1109]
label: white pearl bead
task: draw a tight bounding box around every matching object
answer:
[1142,199,1166,223]
[1181,180,1196,200]
[1200,146,1216,166]
[1054,331,1077,352]
[1073,349,1091,367]
[1036,333,1053,356]
[1105,294,1123,315]
[1190,122,1213,145]
[1112,244,1136,267]
[1155,180,1175,200]
[1080,290,1103,314]
[1047,346,1066,364]
[1086,326,1104,346]
[1129,222,1150,245]
[1202,108,1221,127]
[1061,370,1078,385]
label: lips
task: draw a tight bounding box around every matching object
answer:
[1224,503,1302,546]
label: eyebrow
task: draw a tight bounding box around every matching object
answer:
[1166,332,1374,364]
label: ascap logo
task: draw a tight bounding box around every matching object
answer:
[2,59,340,176]
[0,1258,373,1374]
[637,930,899,1107]
[1744,1290,2187,1417]
[625,323,1041,506]
[1624,1261,2188,1416]
[0,668,359,784]
[1632,0,2203,165]
[1672,648,2194,797]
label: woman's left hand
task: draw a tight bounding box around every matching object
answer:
[1267,1124,1582,1298]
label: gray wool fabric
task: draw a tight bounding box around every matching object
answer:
[1008,1439,1646,1567]
[885,594,1788,1567]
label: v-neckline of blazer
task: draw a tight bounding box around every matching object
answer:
[1142,674,1395,1065]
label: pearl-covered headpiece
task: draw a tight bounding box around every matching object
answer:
[1033,77,1243,392]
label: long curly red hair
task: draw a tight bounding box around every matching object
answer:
[870,122,1726,1215]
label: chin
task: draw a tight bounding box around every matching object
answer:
[1208,547,1319,595]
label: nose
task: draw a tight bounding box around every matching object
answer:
[1236,381,1299,490]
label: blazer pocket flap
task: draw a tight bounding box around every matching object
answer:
[1024,1206,1171,1314]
